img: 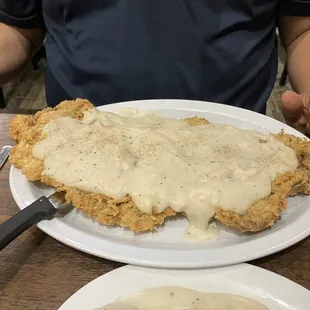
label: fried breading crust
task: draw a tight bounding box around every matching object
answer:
[215,131,310,231]
[8,100,310,232]
[9,99,94,181]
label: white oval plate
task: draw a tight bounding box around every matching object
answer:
[58,264,310,310]
[10,99,310,268]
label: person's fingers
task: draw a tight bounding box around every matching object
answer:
[302,94,310,135]
[297,113,307,126]
[281,91,306,126]
[281,91,304,117]
[303,106,310,122]
[302,94,310,115]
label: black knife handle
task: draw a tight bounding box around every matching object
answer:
[0,196,57,251]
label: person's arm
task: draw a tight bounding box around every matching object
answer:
[278,1,310,132]
[0,1,45,85]
[279,16,310,94]
[0,24,45,84]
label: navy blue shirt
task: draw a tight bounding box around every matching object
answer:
[1,1,310,113]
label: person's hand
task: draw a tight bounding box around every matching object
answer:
[281,90,310,134]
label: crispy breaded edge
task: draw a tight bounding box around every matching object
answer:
[9,99,94,181]
[215,131,310,232]
[8,99,310,232]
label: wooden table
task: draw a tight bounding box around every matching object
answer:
[0,113,309,310]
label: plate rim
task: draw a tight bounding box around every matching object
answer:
[9,99,310,268]
[58,263,310,310]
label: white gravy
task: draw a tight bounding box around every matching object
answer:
[32,108,298,235]
[96,286,269,310]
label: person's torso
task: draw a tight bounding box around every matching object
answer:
[43,0,279,113]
